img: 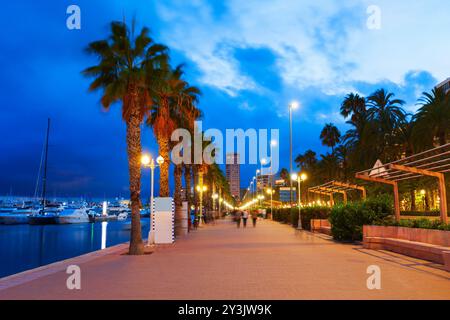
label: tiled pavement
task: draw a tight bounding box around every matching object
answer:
[0,218,449,300]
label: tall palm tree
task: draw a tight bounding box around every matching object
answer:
[366,89,406,129]
[414,87,450,147]
[341,93,366,122]
[82,21,167,255]
[148,65,187,197]
[171,81,201,235]
[295,150,317,171]
[280,168,289,185]
[320,123,341,152]
[366,89,407,162]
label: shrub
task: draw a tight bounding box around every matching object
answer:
[329,195,393,241]
[400,211,440,217]
[299,206,331,230]
[377,218,450,231]
[273,206,331,229]
[273,208,291,224]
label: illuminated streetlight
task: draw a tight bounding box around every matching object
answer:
[288,101,299,205]
[141,153,164,244]
[291,172,308,230]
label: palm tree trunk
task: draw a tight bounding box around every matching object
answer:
[174,164,187,237]
[126,103,144,256]
[410,190,416,211]
[158,135,170,197]
[184,164,192,231]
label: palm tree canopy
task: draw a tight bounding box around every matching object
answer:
[341,93,366,121]
[82,21,168,122]
[366,89,407,128]
[413,87,450,147]
[320,123,341,149]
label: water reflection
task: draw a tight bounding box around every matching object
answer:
[101,222,107,250]
[0,220,150,278]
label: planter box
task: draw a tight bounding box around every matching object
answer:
[311,219,332,235]
[363,225,450,269]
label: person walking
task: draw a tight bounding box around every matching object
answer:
[235,210,242,228]
[242,210,249,228]
[251,210,258,228]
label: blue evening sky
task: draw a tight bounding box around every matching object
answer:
[0,1,449,198]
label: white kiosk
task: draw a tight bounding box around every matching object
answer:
[149,197,174,244]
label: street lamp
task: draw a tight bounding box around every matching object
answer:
[196,184,207,226]
[141,153,164,244]
[269,140,277,220]
[289,101,299,206]
[291,172,307,230]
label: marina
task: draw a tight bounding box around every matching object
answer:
[0,218,150,278]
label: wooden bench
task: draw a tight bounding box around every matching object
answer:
[311,219,332,236]
[363,226,450,271]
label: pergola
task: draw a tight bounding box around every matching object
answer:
[356,143,450,224]
[308,181,367,206]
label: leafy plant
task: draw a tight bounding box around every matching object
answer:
[329,196,393,241]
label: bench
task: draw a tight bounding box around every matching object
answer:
[363,226,450,271]
[311,219,332,236]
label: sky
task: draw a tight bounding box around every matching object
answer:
[0,0,449,199]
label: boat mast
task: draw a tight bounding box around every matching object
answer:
[41,118,50,210]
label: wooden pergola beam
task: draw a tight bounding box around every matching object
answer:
[390,164,448,223]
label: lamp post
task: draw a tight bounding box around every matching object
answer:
[289,101,299,206]
[256,169,260,198]
[270,140,277,220]
[196,184,207,227]
[291,172,307,230]
[141,153,165,244]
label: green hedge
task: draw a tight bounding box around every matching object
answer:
[272,206,331,229]
[377,218,450,231]
[329,195,393,242]
[400,211,440,217]
[299,207,331,230]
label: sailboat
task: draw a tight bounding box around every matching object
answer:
[28,119,59,225]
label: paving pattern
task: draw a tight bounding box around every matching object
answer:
[0,218,449,300]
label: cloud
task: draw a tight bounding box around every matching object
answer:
[155,0,450,99]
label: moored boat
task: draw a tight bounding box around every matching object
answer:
[28,211,58,225]
[56,208,91,224]
[0,213,30,225]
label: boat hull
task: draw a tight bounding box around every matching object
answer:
[28,215,57,225]
[56,216,90,224]
[0,214,29,225]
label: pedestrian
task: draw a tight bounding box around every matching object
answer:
[242,210,249,228]
[251,211,258,227]
[235,211,242,228]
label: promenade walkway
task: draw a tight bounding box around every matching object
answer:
[0,218,449,300]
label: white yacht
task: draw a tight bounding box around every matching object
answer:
[56,208,91,224]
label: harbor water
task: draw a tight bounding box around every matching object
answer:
[0,219,150,278]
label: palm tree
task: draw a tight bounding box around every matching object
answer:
[414,87,450,147]
[366,89,406,129]
[295,150,317,171]
[317,153,340,182]
[280,168,289,185]
[320,123,341,152]
[341,93,366,122]
[171,82,201,235]
[82,21,167,255]
[366,89,407,162]
[148,65,188,197]
[334,144,349,180]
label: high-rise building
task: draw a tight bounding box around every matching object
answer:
[226,153,240,200]
[436,78,450,94]
[256,174,270,191]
